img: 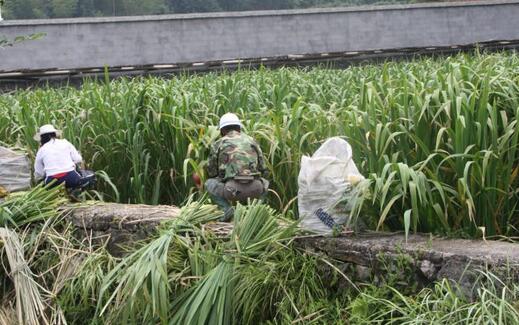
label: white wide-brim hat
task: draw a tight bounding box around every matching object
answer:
[33,124,62,141]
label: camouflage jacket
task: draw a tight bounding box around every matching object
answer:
[206,130,268,180]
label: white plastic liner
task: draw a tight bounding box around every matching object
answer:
[0,146,31,193]
[297,137,364,235]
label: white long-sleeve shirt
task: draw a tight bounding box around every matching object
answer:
[34,139,82,179]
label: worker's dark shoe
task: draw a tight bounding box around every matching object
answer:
[220,207,235,222]
[68,188,82,202]
[208,192,234,221]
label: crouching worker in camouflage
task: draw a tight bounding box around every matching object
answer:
[205,113,269,221]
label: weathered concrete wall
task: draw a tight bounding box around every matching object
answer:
[1,0,519,72]
[63,203,182,254]
[63,202,232,255]
[65,202,519,294]
[297,233,519,295]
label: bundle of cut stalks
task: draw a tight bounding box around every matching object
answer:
[0,227,49,325]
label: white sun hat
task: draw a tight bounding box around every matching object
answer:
[219,113,242,130]
[33,124,62,141]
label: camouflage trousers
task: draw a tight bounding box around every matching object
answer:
[205,177,269,221]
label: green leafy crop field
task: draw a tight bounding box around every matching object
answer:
[2,51,519,237]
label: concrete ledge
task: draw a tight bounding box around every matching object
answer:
[62,202,181,254]
[64,202,181,230]
[296,233,519,293]
[62,202,519,289]
[63,202,232,254]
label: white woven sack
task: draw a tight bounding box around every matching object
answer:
[297,137,363,235]
[0,146,31,192]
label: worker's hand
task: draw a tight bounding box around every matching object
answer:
[192,173,202,189]
[75,162,85,172]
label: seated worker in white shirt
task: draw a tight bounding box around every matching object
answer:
[33,124,84,189]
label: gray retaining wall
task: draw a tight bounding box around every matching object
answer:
[1,0,519,72]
